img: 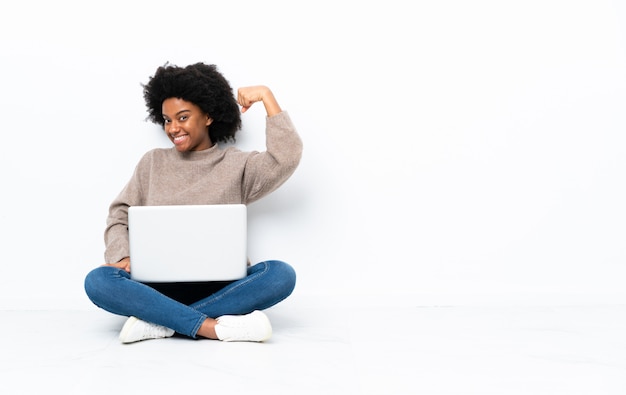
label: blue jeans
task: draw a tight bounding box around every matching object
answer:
[84,260,296,338]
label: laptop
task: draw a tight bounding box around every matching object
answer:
[128,204,248,282]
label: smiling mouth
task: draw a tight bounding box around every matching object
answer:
[172,135,188,144]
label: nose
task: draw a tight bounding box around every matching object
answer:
[167,120,180,134]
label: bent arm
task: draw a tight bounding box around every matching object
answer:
[241,111,303,204]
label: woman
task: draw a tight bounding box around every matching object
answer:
[84,62,302,343]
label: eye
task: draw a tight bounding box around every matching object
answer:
[163,119,171,125]
[179,115,188,122]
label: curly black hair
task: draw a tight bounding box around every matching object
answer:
[142,62,242,143]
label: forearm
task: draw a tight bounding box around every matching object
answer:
[261,88,282,117]
[104,221,130,264]
[103,168,144,263]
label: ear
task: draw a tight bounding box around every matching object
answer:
[206,117,213,126]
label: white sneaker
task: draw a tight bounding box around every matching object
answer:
[119,316,175,344]
[215,310,272,342]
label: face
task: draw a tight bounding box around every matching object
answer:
[162,98,214,152]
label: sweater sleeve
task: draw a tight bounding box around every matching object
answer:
[103,155,148,263]
[242,111,303,204]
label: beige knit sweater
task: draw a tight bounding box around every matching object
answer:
[104,111,303,264]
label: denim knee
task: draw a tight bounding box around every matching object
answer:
[266,260,297,298]
[84,266,122,306]
[84,266,104,304]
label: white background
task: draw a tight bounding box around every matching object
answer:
[0,0,624,309]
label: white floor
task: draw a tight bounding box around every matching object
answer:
[1,298,625,395]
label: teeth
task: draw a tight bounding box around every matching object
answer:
[173,135,186,142]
